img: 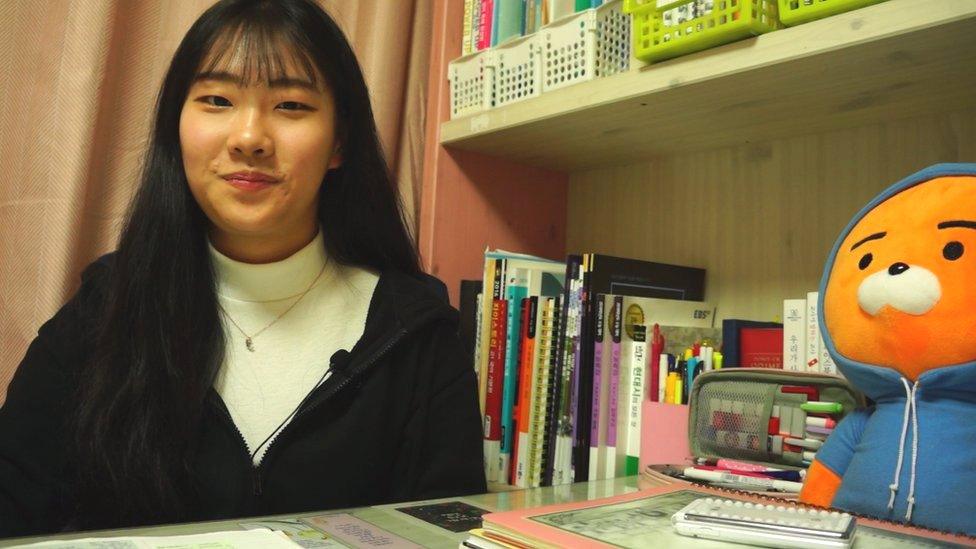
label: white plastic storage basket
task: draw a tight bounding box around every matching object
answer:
[448,49,495,119]
[541,0,631,93]
[493,33,543,108]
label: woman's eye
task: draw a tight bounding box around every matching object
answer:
[278,101,310,111]
[858,253,873,270]
[944,241,964,261]
[201,96,231,107]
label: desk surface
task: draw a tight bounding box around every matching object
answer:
[0,477,641,548]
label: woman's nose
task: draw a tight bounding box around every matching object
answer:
[226,109,274,159]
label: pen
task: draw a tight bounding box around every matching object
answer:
[681,467,803,493]
[801,401,843,414]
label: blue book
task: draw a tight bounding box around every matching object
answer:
[499,268,529,484]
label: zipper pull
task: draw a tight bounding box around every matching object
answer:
[253,468,263,496]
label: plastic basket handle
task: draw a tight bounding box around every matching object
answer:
[623,0,691,14]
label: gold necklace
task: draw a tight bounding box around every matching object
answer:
[218,262,329,352]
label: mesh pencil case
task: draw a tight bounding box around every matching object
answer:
[687,368,865,469]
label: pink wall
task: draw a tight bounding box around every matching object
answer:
[420,0,569,306]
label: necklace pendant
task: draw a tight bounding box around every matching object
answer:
[245,337,255,352]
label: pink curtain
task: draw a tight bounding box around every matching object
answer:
[0,0,432,400]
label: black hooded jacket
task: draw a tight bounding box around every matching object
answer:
[0,255,486,537]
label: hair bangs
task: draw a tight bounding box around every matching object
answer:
[197,18,322,90]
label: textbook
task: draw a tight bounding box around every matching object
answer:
[19,529,302,548]
[477,483,975,548]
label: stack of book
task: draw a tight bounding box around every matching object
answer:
[461,0,605,55]
[472,250,713,488]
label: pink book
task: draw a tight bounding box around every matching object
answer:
[477,0,494,50]
[480,483,975,548]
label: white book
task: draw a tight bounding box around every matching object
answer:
[783,299,807,372]
[805,292,821,373]
[820,330,839,377]
[616,322,647,478]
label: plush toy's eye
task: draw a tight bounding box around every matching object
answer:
[943,241,964,261]
[858,253,873,270]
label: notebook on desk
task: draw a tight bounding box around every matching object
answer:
[470,483,973,549]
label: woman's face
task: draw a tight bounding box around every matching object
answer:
[179,51,341,263]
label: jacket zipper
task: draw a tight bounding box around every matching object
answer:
[243,328,410,497]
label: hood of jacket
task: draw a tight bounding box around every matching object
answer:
[817,163,976,402]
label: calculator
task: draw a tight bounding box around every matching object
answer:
[672,497,856,548]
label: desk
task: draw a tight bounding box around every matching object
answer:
[0,477,641,548]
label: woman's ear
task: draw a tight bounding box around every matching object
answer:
[328,144,343,169]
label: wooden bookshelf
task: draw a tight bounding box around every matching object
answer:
[439,0,976,170]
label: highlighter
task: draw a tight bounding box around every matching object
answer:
[665,372,677,404]
[801,401,843,414]
[713,352,723,370]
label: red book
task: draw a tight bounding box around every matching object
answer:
[478,0,494,50]
[511,297,536,485]
[739,327,784,369]
[485,299,509,442]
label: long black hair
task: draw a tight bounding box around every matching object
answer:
[71,0,419,529]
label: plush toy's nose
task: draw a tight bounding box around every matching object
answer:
[857,264,941,316]
[888,262,910,275]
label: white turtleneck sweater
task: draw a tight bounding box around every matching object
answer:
[210,231,379,465]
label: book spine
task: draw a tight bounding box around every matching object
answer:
[472,0,483,51]
[573,254,593,483]
[782,299,806,372]
[588,294,605,481]
[805,292,821,373]
[462,0,475,55]
[607,296,622,477]
[513,297,536,487]
[552,258,581,485]
[473,293,483,374]
[540,296,562,486]
[484,298,508,482]
[478,0,493,50]
[622,324,646,476]
[543,256,577,487]
[527,297,553,487]
[499,272,528,485]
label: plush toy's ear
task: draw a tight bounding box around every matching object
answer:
[799,460,842,508]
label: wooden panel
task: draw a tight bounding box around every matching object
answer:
[440,0,976,170]
[567,109,976,322]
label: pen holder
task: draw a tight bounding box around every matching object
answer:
[686,368,863,470]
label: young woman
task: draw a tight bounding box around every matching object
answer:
[0,0,484,536]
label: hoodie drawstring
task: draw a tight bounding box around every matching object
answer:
[906,380,919,521]
[887,377,920,521]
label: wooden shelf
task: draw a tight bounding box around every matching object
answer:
[439,0,976,171]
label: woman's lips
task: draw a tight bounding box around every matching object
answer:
[222,172,279,191]
[225,177,274,191]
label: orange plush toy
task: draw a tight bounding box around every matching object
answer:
[798,164,976,535]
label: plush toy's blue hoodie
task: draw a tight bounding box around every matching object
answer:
[815,163,976,536]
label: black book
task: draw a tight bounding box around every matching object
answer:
[458,279,483,360]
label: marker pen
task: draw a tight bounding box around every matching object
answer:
[784,437,823,450]
[806,416,837,429]
[682,467,803,493]
[801,401,843,414]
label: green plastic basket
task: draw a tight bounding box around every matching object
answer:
[777,0,887,27]
[624,0,782,63]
